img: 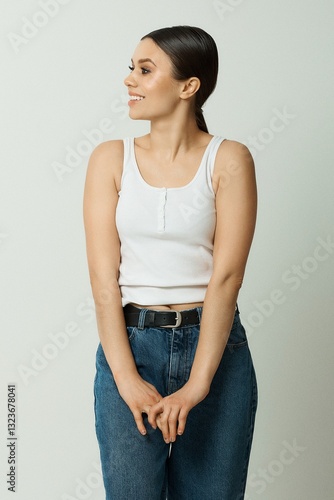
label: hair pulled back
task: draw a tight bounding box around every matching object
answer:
[141,26,219,133]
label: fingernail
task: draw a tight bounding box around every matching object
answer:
[141,430,147,435]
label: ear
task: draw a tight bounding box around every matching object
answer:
[179,77,201,100]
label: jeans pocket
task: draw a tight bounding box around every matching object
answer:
[226,315,248,348]
[126,326,138,342]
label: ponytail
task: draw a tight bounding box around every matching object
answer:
[195,105,208,133]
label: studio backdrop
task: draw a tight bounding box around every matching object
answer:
[1,1,333,499]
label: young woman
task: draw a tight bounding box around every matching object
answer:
[83,25,258,500]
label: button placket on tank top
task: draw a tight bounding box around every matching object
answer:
[157,188,167,233]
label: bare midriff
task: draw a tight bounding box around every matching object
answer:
[130,302,204,311]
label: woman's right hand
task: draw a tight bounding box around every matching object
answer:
[116,374,162,435]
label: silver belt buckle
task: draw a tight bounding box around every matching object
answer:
[164,310,182,328]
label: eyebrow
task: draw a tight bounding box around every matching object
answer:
[131,58,157,66]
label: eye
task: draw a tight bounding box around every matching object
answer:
[128,65,150,75]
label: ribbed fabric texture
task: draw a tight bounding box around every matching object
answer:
[115,136,226,306]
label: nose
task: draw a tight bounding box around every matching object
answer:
[124,72,137,88]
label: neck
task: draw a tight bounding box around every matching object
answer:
[147,110,207,160]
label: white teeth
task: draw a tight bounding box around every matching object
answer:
[130,96,144,101]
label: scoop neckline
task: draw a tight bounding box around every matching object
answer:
[130,135,217,191]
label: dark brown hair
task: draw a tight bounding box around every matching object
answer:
[141,26,219,133]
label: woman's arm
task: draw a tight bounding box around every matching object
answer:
[83,141,162,435]
[148,140,257,443]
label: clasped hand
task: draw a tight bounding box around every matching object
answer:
[117,374,209,443]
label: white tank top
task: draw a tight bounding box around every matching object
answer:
[115,135,226,306]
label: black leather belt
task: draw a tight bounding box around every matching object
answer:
[123,304,200,328]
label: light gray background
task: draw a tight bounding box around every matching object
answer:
[1,1,333,499]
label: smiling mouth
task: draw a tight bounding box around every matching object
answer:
[129,96,145,101]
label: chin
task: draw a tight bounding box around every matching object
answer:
[129,110,150,121]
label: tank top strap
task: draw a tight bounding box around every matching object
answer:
[122,137,132,170]
[207,136,226,177]
[196,135,226,193]
[119,137,133,191]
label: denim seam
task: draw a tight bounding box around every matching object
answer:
[227,340,248,348]
[93,371,99,431]
[167,329,175,395]
[183,328,191,385]
[237,365,258,499]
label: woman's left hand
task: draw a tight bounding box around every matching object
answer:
[147,380,209,443]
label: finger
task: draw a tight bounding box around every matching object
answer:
[148,402,164,429]
[177,408,189,436]
[158,409,172,443]
[142,405,152,416]
[132,409,147,436]
[167,408,179,443]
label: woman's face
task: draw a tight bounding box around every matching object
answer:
[124,38,183,121]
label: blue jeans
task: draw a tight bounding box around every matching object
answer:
[94,308,257,499]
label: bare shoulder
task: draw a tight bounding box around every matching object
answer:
[217,139,254,168]
[85,139,124,191]
[213,139,255,192]
[87,139,123,171]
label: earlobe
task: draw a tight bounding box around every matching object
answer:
[180,78,201,100]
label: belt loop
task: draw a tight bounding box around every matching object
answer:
[137,308,148,330]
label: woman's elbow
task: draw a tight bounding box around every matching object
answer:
[89,272,121,306]
[209,272,244,292]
